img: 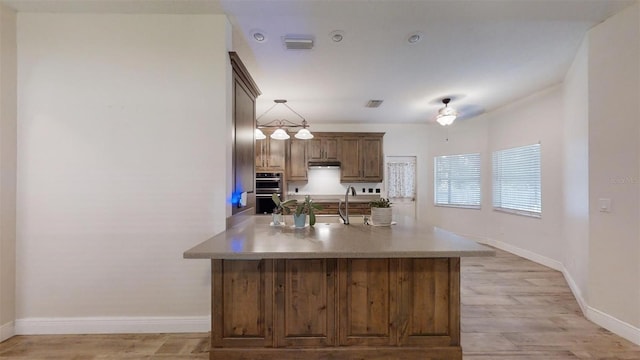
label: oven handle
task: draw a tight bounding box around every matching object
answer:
[256,193,279,198]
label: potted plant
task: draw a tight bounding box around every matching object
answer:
[271,193,295,226]
[369,198,392,226]
[293,195,323,228]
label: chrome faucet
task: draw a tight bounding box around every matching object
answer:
[338,186,356,225]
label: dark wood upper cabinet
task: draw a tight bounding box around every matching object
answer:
[230,52,260,214]
[256,131,286,172]
[339,134,384,183]
[285,132,384,183]
[308,136,339,161]
[287,137,308,181]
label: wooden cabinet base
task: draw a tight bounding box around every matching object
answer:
[209,257,461,360]
[210,347,461,360]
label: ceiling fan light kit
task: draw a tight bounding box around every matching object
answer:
[256,99,314,140]
[436,98,458,126]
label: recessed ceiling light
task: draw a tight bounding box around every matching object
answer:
[407,32,422,44]
[329,30,344,43]
[250,30,267,43]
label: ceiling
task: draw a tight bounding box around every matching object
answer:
[2,0,634,125]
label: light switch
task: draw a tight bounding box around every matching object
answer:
[598,198,611,213]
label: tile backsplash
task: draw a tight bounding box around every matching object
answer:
[287,168,382,195]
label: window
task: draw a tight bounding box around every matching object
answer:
[434,153,481,208]
[492,143,541,217]
[387,157,416,201]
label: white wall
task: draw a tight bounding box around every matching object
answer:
[425,3,640,342]
[487,86,564,263]
[426,85,565,266]
[562,36,590,306]
[0,4,17,342]
[15,13,231,333]
[426,116,489,239]
[587,3,640,329]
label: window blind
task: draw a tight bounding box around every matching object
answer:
[492,143,541,216]
[434,153,481,208]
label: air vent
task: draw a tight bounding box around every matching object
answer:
[366,100,384,108]
[284,37,314,50]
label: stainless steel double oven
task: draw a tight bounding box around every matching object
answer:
[255,172,284,214]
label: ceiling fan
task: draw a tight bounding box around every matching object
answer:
[430,97,485,126]
[436,98,457,126]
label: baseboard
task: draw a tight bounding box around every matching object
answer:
[586,306,640,346]
[560,267,588,315]
[477,237,563,271]
[0,321,15,342]
[14,316,210,335]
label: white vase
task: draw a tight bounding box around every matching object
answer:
[370,207,392,226]
[272,213,284,226]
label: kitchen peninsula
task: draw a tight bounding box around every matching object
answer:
[184,216,493,360]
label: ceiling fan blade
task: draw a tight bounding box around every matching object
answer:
[456,104,485,121]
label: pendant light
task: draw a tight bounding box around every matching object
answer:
[255,128,266,140]
[255,99,314,140]
[270,128,290,140]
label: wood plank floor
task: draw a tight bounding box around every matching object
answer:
[1,248,639,359]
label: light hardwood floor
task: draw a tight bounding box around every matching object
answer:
[1,248,639,359]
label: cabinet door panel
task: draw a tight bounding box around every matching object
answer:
[398,258,459,347]
[308,139,323,161]
[268,137,286,171]
[287,139,307,181]
[275,259,336,347]
[255,139,267,170]
[338,259,397,346]
[212,259,274,348]
[340,138,361,181]
[361,137,383,181]
[234,82,255,194]
[324,138,339,160]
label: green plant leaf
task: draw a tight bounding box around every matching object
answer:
[309,212,316,226]
[272,193,281,206]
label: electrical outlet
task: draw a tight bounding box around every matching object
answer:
[368,188,373,193]
[375,189,380,193]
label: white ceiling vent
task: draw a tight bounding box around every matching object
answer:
[366,100,384,108]
[284,37,314,50]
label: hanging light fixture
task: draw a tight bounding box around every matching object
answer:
[255,128,266,140]
[436,98,457,126]
[270,128,290,140]
[255,99,314,140]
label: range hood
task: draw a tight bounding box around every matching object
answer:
[308,161,341,168]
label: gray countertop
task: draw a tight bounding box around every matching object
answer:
[183,215,494,260]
